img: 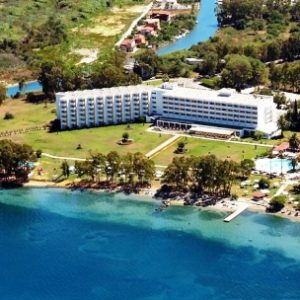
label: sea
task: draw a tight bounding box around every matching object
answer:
[0,188,300,299]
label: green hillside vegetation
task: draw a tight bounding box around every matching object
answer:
[0,0,147,81]
[145,0,300,91]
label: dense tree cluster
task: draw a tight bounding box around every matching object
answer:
[65,151,155,189]
[38,52,141,99]
[217,0,300,30]
[270,61,300,92]
[0,139,35,184]
[161,155,251,197]
[282,101,300,131]
[220,54,268,90]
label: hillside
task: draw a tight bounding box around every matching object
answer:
[0,0,148,82]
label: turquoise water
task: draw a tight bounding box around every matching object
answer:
[1,188,300,299]
[157,0,218,56]
[255,158,294,174]
[6,81,43,97]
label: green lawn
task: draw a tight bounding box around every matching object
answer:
[16,124,170,158]
[0,99,55,131]
[153,137,270,166]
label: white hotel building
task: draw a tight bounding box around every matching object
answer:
[56,84,279,138]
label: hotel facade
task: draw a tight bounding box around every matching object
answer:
[56,84,279,138]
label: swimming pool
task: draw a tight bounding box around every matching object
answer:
[255,158,295,174]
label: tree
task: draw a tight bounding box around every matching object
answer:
[291,157,298,172]
[221,55,253,91]
[89,152,106,182]
[268,195,287,212]
[162,157,191,191]
[36,149,42,158]
[60,160,70,178]
[133,152,155,184]
[74,161,86,178]
[3,112,14,120]
[122,132,129,142]
[273,93,286,109]
[199,53,218,76]
[289,133,300,152]
[240,159,255,177]
[277,114,288,133]
[0,139,35,183]
[175,141,186,154]
[18,79,25,91]
[0,83,6,105]
[253,130,265,140]
[105,151,121,182]
[258,177,270,189]
[134,49,159,80]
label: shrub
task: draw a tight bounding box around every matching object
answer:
[4,112,14,120]
[122,132,129,142]
[254,130,265,140]
[258,177,270,189]
[36,149,42,158]
[268,195,287,212]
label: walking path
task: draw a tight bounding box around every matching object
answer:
[145,135,180,158]
[42,153,87,161]
[115,2,153,47]
[42,152,169,169]
[274,179,292,197]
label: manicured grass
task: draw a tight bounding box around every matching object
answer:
[0,99,55,131]
[153,137,270,166]
[15,124,171,158]
[0,100,171,158]
[241,131,299,146]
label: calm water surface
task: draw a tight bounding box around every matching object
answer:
[6,81,43,97]
[157,0,218,55]
[0,188,300,300]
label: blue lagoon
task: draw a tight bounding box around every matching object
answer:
[157,0,218,56]
[0,188,300,299]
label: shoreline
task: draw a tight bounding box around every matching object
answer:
[23,180,300,223]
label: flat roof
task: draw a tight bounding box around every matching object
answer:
[155,86,273,106]
[56,85,153,99]
[189,124,235,135]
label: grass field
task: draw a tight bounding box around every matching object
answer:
[20,124,171,158]
[0,99,171,158]
[0,99,55,131]
[152,137,270,166]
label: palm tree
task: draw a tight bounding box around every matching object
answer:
[289,133,300,152]
[291,157,298,172]
[60,160,70,178]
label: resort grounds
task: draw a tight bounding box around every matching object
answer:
[2,97,300,221]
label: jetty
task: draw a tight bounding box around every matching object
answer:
[224,203,250,222]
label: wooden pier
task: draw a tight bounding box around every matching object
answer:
[224,203,250,222]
